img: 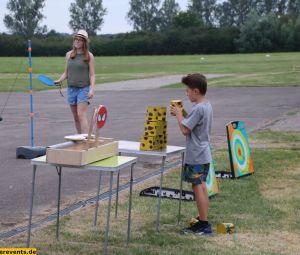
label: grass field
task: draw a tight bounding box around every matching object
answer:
[4,130,300,254]
[0,52,300,92]
[1,52,299,253]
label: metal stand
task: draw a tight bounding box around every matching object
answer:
[56,167,62,240]
[104,172,114,255]
[93,172,102,227]
[115,170,120,218]
[26,165,37,248]
[177,151,185,225]
[156,156,166,232]
[126,163,135,245]
[18,40,46,160]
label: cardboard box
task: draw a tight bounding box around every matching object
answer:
[46,138,118,166]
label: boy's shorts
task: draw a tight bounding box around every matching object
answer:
[182,163,210,185]
[67,86,90,105]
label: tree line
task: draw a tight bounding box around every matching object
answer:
[128,0,300,32]
[1,0,300,56]
[3,0,106,37]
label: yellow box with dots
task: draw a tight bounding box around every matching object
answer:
[139,136,160,150]
[146,106,166,121]
[140,105,168,151]
[144,121,167,136]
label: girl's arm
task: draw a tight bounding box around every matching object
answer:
[88,52,95,99]
[55,51,70,84]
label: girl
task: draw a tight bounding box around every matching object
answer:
[55,29,95,134]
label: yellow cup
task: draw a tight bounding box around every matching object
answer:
[216,223,235,234]
[170,100,183,116]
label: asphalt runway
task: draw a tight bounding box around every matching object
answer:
[0,81,299,235]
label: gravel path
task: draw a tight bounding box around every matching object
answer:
[268,111,300,132]
[95,74,226,91]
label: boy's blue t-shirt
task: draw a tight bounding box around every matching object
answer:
[181,101,213,165]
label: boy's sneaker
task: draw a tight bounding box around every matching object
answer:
[195,224,213,236]
[181,221,213,236]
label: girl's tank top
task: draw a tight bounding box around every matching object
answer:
[67,53,90,87]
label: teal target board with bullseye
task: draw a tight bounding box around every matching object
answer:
[226,121,254,178]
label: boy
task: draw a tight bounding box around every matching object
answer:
[171,73,213,235]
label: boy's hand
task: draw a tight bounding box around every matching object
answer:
[171,105,190,136]
[170,105,183,117]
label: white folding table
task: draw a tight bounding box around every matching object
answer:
[27,155,137,255]
[117,140,185,231]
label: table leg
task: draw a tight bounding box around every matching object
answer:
[94,171,102,227]
[104,172,113,255]
[126,163,135,246]
[56,166,62,240]
[26,165,37,248]
[156,156,166,232]
[115,170,120,218]
[177,151,185,225]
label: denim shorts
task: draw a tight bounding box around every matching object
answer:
[182,163,210,185]
[67,86,90,105]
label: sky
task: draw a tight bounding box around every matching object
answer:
[0,0,189,34]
